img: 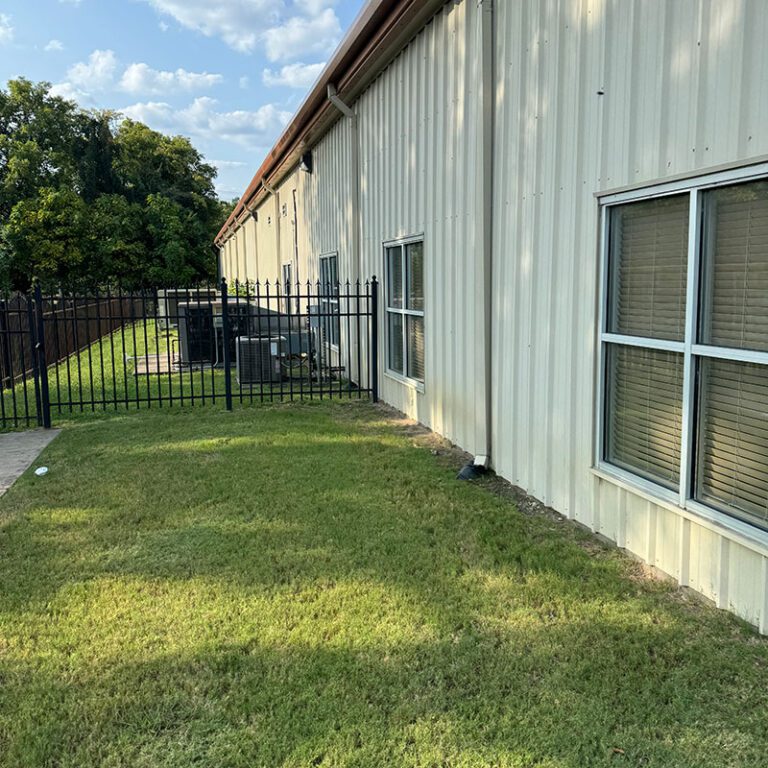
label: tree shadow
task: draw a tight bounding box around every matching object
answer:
[1,403,767,766]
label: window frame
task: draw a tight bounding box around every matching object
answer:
[281,262,293,314]
[596,162,768,534]
[318,252,340,350]
[383,234,425,390]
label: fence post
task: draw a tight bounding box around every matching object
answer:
[220,278,233,411]
[370,276,379,403]
[0,298,11,390]
[33,284,52,428]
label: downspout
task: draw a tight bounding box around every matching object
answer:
[480,0,495,468]
[292,188,301,313]
[327,84,362,285]
[462,0,495,477]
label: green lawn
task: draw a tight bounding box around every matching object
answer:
[0,402,766,767]
[2,319,348,432]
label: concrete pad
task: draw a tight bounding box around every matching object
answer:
[0,429,60,497]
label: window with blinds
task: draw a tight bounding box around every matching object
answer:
[319,254,340,347]
[700,182,768,353]
[608,195,689,341]
[696,358,768,526]
[601,174,768,532]
[606,346,684,489]
[385,238,425,384]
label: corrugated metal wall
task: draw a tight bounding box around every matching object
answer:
[492,0,768,631]
[356,0,486,455]
[216,0,768,631]
[304,117,356,284]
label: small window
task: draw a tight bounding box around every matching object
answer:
[319,254,340,347]
[600,175,768,531]
[282,263,292,313]
[385,239,425,384]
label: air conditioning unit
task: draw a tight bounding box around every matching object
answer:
[236,336,284,385]
[177,300,254,366]
[157,288,218,330]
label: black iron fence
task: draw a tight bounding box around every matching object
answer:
[0,278,379,431]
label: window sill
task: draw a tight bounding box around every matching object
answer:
[591,463,768,557]
[384,370,425,394]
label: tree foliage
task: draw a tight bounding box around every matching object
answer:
[0,78,232,291]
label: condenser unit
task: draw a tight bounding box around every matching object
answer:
[177,300,253,365]
[157,288,218,330]
[236,336,284,385]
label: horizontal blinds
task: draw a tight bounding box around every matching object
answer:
[386,247,403,309]
[701,181,768,352]
[406,242,425,311]
[407,316,425,381]
[696,358,768,527]
[606,345,684,488]
[609,194,689,341]
[387,312,403,374]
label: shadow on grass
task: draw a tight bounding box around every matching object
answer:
[0,402,767,767]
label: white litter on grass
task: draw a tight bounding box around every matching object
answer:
[34,467,49,477]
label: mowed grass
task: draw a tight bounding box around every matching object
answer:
[0,402,766,768]
[2,319,335,432]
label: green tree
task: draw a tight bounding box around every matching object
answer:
[3,187,89,290]
[0,79,230,291]
[0,79,80,218]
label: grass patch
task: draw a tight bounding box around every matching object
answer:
[2,320,356,432]
[0,402,766,767]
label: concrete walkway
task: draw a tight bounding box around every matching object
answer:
[0,429,60,497]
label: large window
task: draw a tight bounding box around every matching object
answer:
[385,238,425,384]
[319,253,340,347]
[600,172,768,531]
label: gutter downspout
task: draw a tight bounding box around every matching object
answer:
[478,0,495,469]
[327,84,362,286]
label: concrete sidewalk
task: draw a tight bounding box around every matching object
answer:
[0,429,60,497]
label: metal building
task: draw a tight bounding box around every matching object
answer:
[216,0,768,633]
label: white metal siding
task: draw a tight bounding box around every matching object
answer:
[305,117,356,284]
[492,0,768,630]
[216,0,768,632]
[356,0,486,454]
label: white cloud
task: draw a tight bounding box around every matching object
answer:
[239,76,249,90]
[211,160,248,169]
[159,21,169,32]
[263,9,340,62]
[49,81,87,103]
[53,51,224,102]
[263,61,324,88]
[121,97,291,151]
[44,39,64,52]
[141,0,276,53]
[139,1,342,60]
[294,0,337,14]
[67,49,118,91]
[120,63,223,96]
[0,14,14,45]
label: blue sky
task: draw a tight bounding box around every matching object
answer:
[0,0,365,200]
